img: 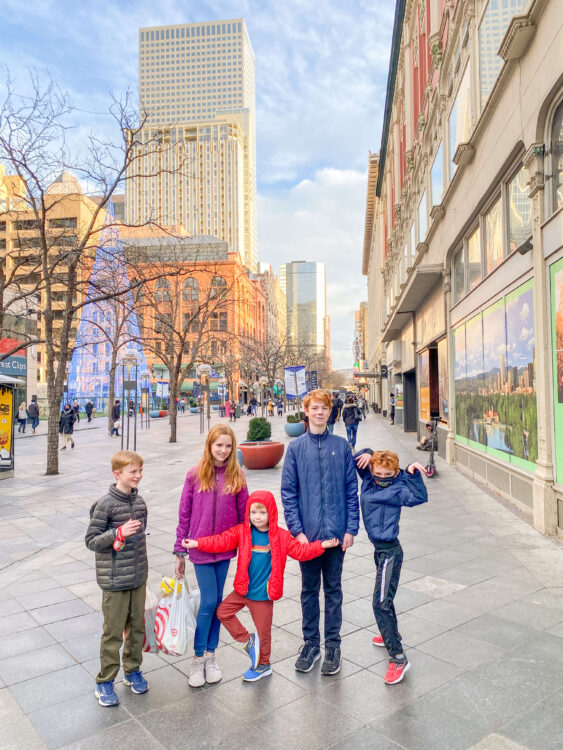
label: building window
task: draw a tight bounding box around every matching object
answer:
[418,191,427,243]
[484,196,503,275]
[479,0,527,110]
[431,144,444,206]
[468,227,482,291]
[507,167,532,251]
[550,100,563,213]
[154,278,171,302]
[210,275,227,298]
[453,246,465,304]
[449,65,471,179]
[182,276,199,301]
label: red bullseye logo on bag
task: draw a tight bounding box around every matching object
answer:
[171,627,178,636]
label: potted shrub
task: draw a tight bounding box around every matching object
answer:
[239,418,284,469]
[285,411,306,437]
[189,398,200,414]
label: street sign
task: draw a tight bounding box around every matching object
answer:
[380,365,388,379]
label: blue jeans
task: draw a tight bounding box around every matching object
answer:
[299,545,345,649]
[31,416,39,430]
[346,423,358,447]
[193,559,230,656]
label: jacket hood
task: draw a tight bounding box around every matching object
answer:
[244,490,278,530]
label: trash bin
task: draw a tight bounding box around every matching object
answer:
[235,405,242,419]
[219,406,225,417]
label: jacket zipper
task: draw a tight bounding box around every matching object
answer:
[318,436,326,537]
[212,468,218,560]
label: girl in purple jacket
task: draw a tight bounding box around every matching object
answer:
[174,424,248,687]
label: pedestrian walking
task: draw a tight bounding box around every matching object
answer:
[249,396,257,416]
[281,389,359,676]
[174,424,248,687]
[327,395,340,434]
[85,450,149,706]
[229,399,237,422]
[110,400,121,437]
[358,395,367,419]
[59,404,76,449]
[27,398,40,433]
[341,396,362,451]
[85,400,94,423]
[17,402,28,433]
[354,449,428,684]
[72,399,81,423]
[389,392,396,425]
[277,398,284,416]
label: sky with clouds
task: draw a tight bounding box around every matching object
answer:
[0,0,395,368]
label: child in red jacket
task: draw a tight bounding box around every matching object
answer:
[182,489,338,682]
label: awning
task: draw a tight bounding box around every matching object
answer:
[381,264,443,342]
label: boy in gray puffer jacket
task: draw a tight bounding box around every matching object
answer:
[85,450,149,707]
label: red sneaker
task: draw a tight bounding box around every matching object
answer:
[384,660,410,685]
[372,635,385,647]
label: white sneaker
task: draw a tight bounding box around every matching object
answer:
[188,656,205,688]
[204,652,222,684]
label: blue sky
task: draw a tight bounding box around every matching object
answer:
[0,0,395,368]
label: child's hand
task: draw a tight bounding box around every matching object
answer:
[121,519,143,538]
[181,538,198,549]
[355,452,371,469]
[321,537,339,548]
[406,462,427,475]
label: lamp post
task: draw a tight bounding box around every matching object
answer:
[196,363,212,435]
[118,347,142,450]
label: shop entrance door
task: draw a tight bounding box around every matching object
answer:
[403,370,417,432]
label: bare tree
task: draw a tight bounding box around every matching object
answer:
[0,72,186,474]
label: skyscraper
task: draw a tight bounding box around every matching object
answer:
[126,19,257,271]
[281,261,328,358]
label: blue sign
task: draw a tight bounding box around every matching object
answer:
[0,355,26,376]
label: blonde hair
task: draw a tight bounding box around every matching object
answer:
[369,450,400,473]
[19,402,27,409]
[249,502,267,511]
[196,424,246,494]
[112,450,144,472]
[303,389,331,409]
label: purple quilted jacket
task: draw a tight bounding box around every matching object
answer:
[174,464,249,564]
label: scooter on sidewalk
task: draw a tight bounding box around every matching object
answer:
[425,418,439,478]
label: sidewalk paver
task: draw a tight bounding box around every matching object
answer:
[0,411,562,749]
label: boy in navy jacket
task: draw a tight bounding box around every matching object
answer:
[355,449,427,685]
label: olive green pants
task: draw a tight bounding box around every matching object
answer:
[96,582,146,683]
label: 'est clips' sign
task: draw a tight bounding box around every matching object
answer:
[0,386,15,474]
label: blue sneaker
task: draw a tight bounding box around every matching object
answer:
[242,662,272,682]
[244,632,260,669]
[94,681,119,707]
[123,669,149,694]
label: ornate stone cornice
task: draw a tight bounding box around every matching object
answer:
[523,142,545,198]
[499,15,536,61]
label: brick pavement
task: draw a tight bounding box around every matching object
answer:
[0,411,562,749]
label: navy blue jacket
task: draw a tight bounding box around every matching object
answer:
[354,449,428,543]
[281,429,359,542]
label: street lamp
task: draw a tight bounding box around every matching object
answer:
[118,347,142,450]
[196,363,212,435]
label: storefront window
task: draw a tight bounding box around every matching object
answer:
[479,0,527,110]
[431,143,444,206]
[453,246,465,303]
[449,65,471,179]
[508,168,532,251]
[468,227,482,290]
[551,100,563,212]
[418,191,427,243]
[485,196,503,274]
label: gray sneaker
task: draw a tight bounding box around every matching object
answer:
[321,646,342,675]
[294,642,321,672]
[188,656,205,688]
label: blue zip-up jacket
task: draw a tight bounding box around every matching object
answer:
[281,429,359,542]
[354,449,428,543]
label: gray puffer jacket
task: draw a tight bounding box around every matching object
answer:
[85,485,148,591]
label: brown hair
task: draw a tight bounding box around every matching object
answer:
[249,502,267,511]
[369,450,400,473]
[196,424,246,494]
[303,389,331,409]
[111,450,144,472]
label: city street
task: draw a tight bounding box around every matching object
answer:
[0,412,562,749]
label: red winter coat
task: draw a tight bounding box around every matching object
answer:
[196,490,325,601]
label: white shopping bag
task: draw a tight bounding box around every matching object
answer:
[142,581,159,653]
[154,575,197,656]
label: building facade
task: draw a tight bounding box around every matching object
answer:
[280,260,329,356]
[363,0,563,535]
[254,262,287,342]
[126,19,257,271]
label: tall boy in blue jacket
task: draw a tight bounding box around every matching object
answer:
[281,389,359,676]
[355,449,428,685]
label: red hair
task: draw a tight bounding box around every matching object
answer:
[196,424,246,494]
[304,389,331,409]
[370,450,400,473]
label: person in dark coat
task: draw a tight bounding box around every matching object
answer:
[27,399,40,433]
[85,400,94,423]
[72,399,81,423]
[59,404,76,449]
[110,400,121,437]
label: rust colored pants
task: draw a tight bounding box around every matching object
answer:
[217,590,273,664]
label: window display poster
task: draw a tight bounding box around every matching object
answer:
[0,385,14,474]
[437,337,449,422]
[551,257,563,483]
[419,351,430,421]
[395,384,404,410]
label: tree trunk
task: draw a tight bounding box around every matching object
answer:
[46,377,61,475]
[169,376,178,443]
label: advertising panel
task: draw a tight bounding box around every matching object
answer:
[437,337,449,422]
[419,351,430,421]
[453,280,537,470]
[551,257,563,483]
[0,385,15,474]
[285,366,307,399]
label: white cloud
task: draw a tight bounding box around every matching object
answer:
[259,167,368,368]
[520,301,530,320]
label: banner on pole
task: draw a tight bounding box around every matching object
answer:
[285,366,307,399]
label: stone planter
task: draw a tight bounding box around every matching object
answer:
[238,441,285,470]
[149,409,168,418]
[284,421,306,438]
[189,407,200,414]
